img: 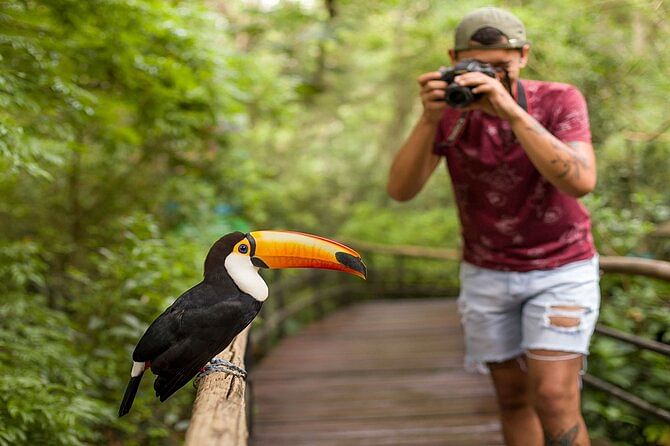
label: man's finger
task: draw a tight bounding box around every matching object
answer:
[455,72,497,86]
[417,71,443,86]
[425,80,448,90]
[471,84,494,95]
[425,90,445,100]
[421,92,445,104]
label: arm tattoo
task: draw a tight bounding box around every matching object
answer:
[544,424,579,446]
[526,121,590,181]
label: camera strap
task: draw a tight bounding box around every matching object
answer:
[442,80,527,148]
[517,80,527,112]
[445,112,469,146]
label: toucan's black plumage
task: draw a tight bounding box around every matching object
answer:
[119,230,366,417]
[141,279,261,401]
[119,232,261,415]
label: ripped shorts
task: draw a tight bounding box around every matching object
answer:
[457,255,600,374]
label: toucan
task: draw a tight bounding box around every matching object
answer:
[118,230,366,416]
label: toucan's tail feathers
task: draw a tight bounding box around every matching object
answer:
[119,374,143,417]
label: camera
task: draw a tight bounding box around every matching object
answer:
[439,59,498,108]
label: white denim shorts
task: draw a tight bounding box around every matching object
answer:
[457,255,601,374]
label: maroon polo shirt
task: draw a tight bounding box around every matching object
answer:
[433,79,596,271]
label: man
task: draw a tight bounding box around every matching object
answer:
[387,7,599,446]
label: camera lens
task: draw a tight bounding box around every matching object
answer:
[445,84,474,108]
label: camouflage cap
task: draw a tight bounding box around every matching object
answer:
[454,7,527,51]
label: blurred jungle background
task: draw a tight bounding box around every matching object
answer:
[0,0,668,445]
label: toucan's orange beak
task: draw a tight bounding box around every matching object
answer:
[246,231,366,279]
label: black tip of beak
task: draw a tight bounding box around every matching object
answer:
[335,252,367,279]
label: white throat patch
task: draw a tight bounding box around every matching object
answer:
[224,252,269,301]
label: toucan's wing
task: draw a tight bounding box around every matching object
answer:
[132,282,224,362]
[151,295,261,401]
[132,308,182,363]
[153,342,215,402]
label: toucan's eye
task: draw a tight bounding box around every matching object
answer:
[238,244,249,254]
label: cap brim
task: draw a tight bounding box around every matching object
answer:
[454,41,528,51]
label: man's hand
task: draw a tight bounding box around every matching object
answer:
[417,70,448,124]
[455,72,524,122]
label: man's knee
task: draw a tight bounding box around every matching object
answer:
[526,349,583,417]
[532,379,579,417]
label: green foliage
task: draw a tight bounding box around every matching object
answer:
[1,0,668,444]
[585,274,670,445]
[0,243,107,446]
[0,0,252,443]
[0,296,107,446]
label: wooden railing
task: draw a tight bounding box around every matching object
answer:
[185,329,250,446]
[184,241,670,443]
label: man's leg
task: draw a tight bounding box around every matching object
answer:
[488,356,543,446]
[526,350,590,446]
[519,256,601,445]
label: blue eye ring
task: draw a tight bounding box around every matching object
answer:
[238,244,249,254]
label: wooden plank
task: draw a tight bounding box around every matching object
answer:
[250,299,503,445]
[253,413,503,445]
[253,371,493,395]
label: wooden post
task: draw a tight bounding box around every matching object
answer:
[185,327,249,446]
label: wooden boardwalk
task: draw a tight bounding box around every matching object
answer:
[250,298,504,445]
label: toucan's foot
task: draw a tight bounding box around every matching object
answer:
[193,358,248,387]
[209,358,248,378]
